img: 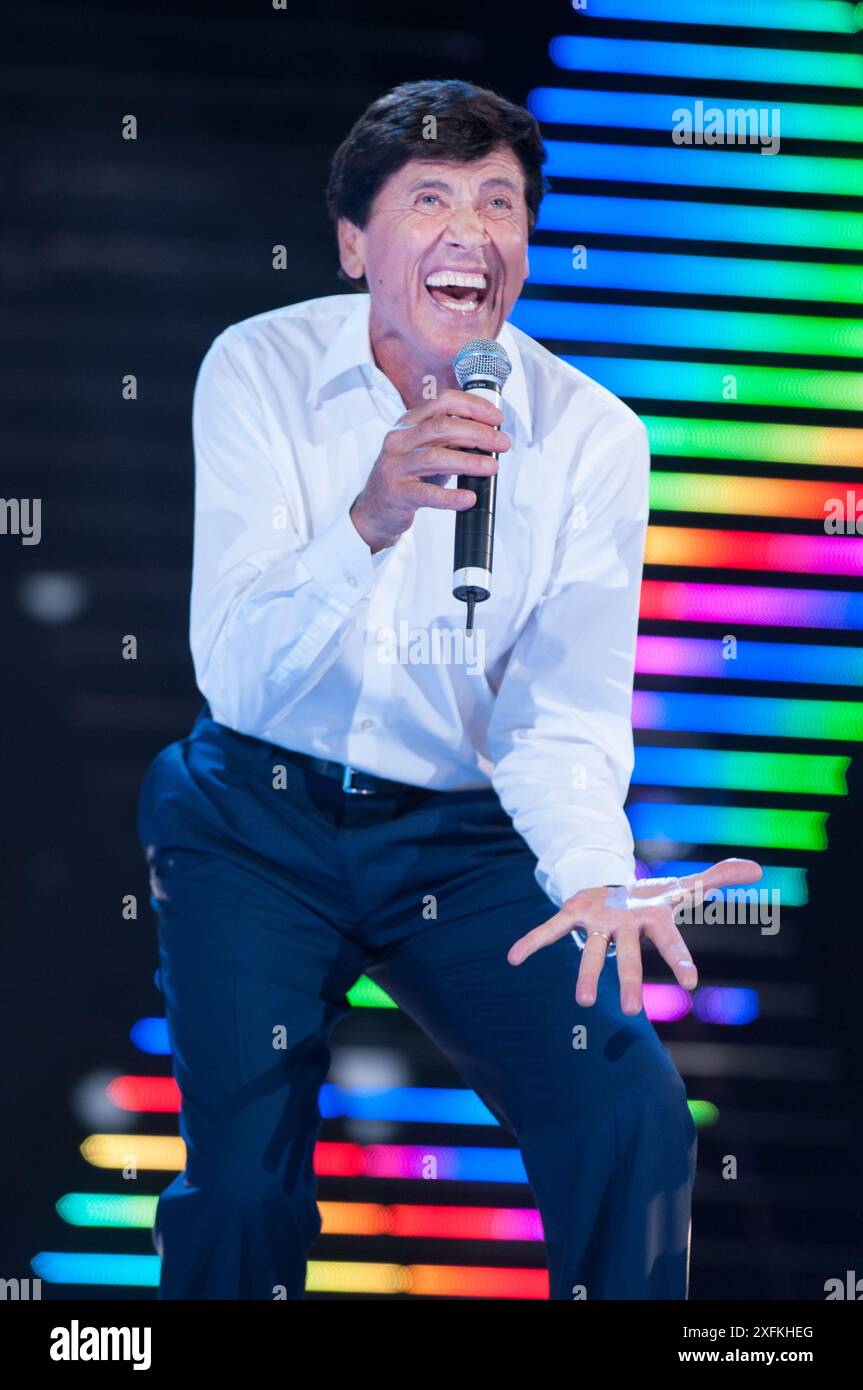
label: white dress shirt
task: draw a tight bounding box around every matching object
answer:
[190,292,650,909]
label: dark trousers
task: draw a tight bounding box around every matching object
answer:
[136,706,697,1300]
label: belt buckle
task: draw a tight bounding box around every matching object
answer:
[341,764,375,796]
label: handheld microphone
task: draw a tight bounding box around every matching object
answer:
[451,338,512,633]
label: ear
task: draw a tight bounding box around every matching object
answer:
[337,218,366,281]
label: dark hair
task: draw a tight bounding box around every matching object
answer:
[326,78,548,290]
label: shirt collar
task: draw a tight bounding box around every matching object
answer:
[308,293,533,442]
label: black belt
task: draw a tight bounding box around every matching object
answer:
[277,744,429,798]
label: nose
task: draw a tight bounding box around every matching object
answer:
[443,201,489,249]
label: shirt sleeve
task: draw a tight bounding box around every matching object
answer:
[189,328,392,734]
[487,408,650,909]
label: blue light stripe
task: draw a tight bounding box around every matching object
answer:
[636,691,863,739]
[130,1017,170,1055]
[535,194,863,251]
[529,89,863,144]
[561,356,863,410]
[543,140,863,198]
[31,1252,161,1287]
[633,746,850,792]
[527,246,863,304]
[567,1,863,33]
[628,803,828,849]
[639,639,863,686]
[549,34,863,88]
[508,300,863,356]
[320,1085,498,1125]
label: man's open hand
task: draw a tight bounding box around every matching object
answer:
[507,858,764,1017]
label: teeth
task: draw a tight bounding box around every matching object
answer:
[425,272,487,289]
[435,297,479,312]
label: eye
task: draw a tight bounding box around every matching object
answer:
[488,196,512,211]
[416,193,441,207]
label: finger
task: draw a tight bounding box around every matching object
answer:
[574,931,609,1007]
[406,415,511,455]
[400,388,504,428]
[407,480,479,511]
[678,858,763,895]
[615,928,644,1016]
[631,857,763,912]
[405,446,500,479]
[643,909,699,991]
[508,904,581,965]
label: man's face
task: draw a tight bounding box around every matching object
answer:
[339,146,530,372]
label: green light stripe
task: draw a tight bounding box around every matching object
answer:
[643,417,862,464]
[346,977,398,1008]
[689,1100,719,1128]
[633,805,828,850]
[539,194,863,252]
[567,358,863,411]
[636,747,850,794]
[585,1,863,35]
[551,33,863,89]
[57,1194,158,1228]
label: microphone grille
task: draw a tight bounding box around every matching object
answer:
[453,338,512,390]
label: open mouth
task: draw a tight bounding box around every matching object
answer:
[424,271,490,315]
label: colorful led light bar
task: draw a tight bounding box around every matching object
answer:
[105,1074,723,1126]
[305,1262,549,1299]
[545,140,863,199]
[571,360,863,413]
[628,802,828,850]
[694,987,760,1025]
[571,0,863,31]
[639,580,863,630]
[57,1193,158,1228]
[346,976,399,1008]
[30,1251,548,1297]
[633,690,863,740]
[319,1085,497,1125]
[107,1075,179,1112]
[635,636,863,686]
[537,194,863,250]
[649,421,863,467]
[549,34,863,88]
[688,1100,720,1128]
[528,246,863,303]
[379,1205,543,1241]
[81,1134,185,1170]
[319,1202,545,1241]
[529,88,863,143]
[530,248,861,305]
[509,300,863,359]
[645,526,863,575]
[632,746,850,794]
[313,1143,528,1183]
[31,1252,161,1287]
[644,983,692,1022]
[130,1017,170,1055]
[647,472,863,519]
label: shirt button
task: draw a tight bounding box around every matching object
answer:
[346,575,358,588]
[360,718,375,731]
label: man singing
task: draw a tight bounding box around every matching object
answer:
[138,78,760,1300]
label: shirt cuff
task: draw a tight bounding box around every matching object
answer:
[545,851,636,910]
[299,507,383,604]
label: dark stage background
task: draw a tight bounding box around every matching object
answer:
[3,0,862,1300]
